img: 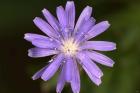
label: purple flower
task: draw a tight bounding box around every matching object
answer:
[24,1,116,93]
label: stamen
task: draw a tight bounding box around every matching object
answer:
[61,38,78,56]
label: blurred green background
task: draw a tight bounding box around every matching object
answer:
[0,0,140,93]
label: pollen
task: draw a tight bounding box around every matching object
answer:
[61,38,79,56]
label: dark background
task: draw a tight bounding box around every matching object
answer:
[0,0,140,93]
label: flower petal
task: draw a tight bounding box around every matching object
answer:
[56,6,67,28]
[24,33,61,46]
[78,17,96,34]
[31,39,58,49]
[75,17,95,42]
[76,52,103,78]
[74,6,92,32]
[24,33,59,48]
[33,17,57,38]
[56,65,66,93]
[80,41,116,51]
[28,48,58,58]
[84,21,110,40]
[32,65,48,80]
[82,66,102,86]
[65,57,73,82]
[41,54,64,81]
[24,33,48,42]
[86,51,115,67]
[70,60,80,93]
[65,1,75,29]
[42,8,60,31]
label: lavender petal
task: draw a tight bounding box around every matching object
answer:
[32,65,48,80]
[24,33,60,48]
[31,39,58,49]
[70,60,80,93]
[28,48,58,58]
[42,8,60,31]
[24,33,49,42]
[84,21,110,40]
[86,51,115,67]
[83,66,102,86]
[75,17,95,42]
[33,17,57,38]
[65,1,75,29]
[56,6,67,28]
[74,6,92,33]
[25,33,61,44]
[76,52,103,78]
[56,65,66,93]
[80,41,116,51]
[41,54,64,81]
[65,57,73,82]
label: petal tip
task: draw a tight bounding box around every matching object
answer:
[98,73,104,78]
[28,49,33,57]
[114,43,117,50]
[86,6,92,11]
[56,91,61,93]
[41,76,47,81]
[110,62,115,67]
[97,80,102,86]
[57,6,63,9]
[33,17,40,22]
[66,1,74,4]
[104,21,110,26]
[111,42,117,51]
[42,8,47,13]
[86,6,92,8]
[24,34,28,40]
[24,33,31,40]
[101,73,104,77]
[42,8,50,15]
[32,76,37,80]
[33,17,37,23]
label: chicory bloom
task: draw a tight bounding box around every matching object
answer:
[24,1,116,93]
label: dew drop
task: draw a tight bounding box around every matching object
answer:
[81,32,84,35]
[54,48,57,50]
[49,59,54,63]
[49,38,53,41]
[58,35,61,38]
[63,60,66,63]
[60,28,63,32]
[64,28,69,33]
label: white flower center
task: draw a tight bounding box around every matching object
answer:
[61,38,79,56]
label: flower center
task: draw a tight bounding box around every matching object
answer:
[61,38,78,56]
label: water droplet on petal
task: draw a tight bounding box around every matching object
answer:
[60,28,63,32]
[54,48,57,50]
[65,28,69,33]
[81,32,84,35]
[58,35,61,38]
[49,38,53,41]
[49,59,54,63]
[63,60,66,63]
